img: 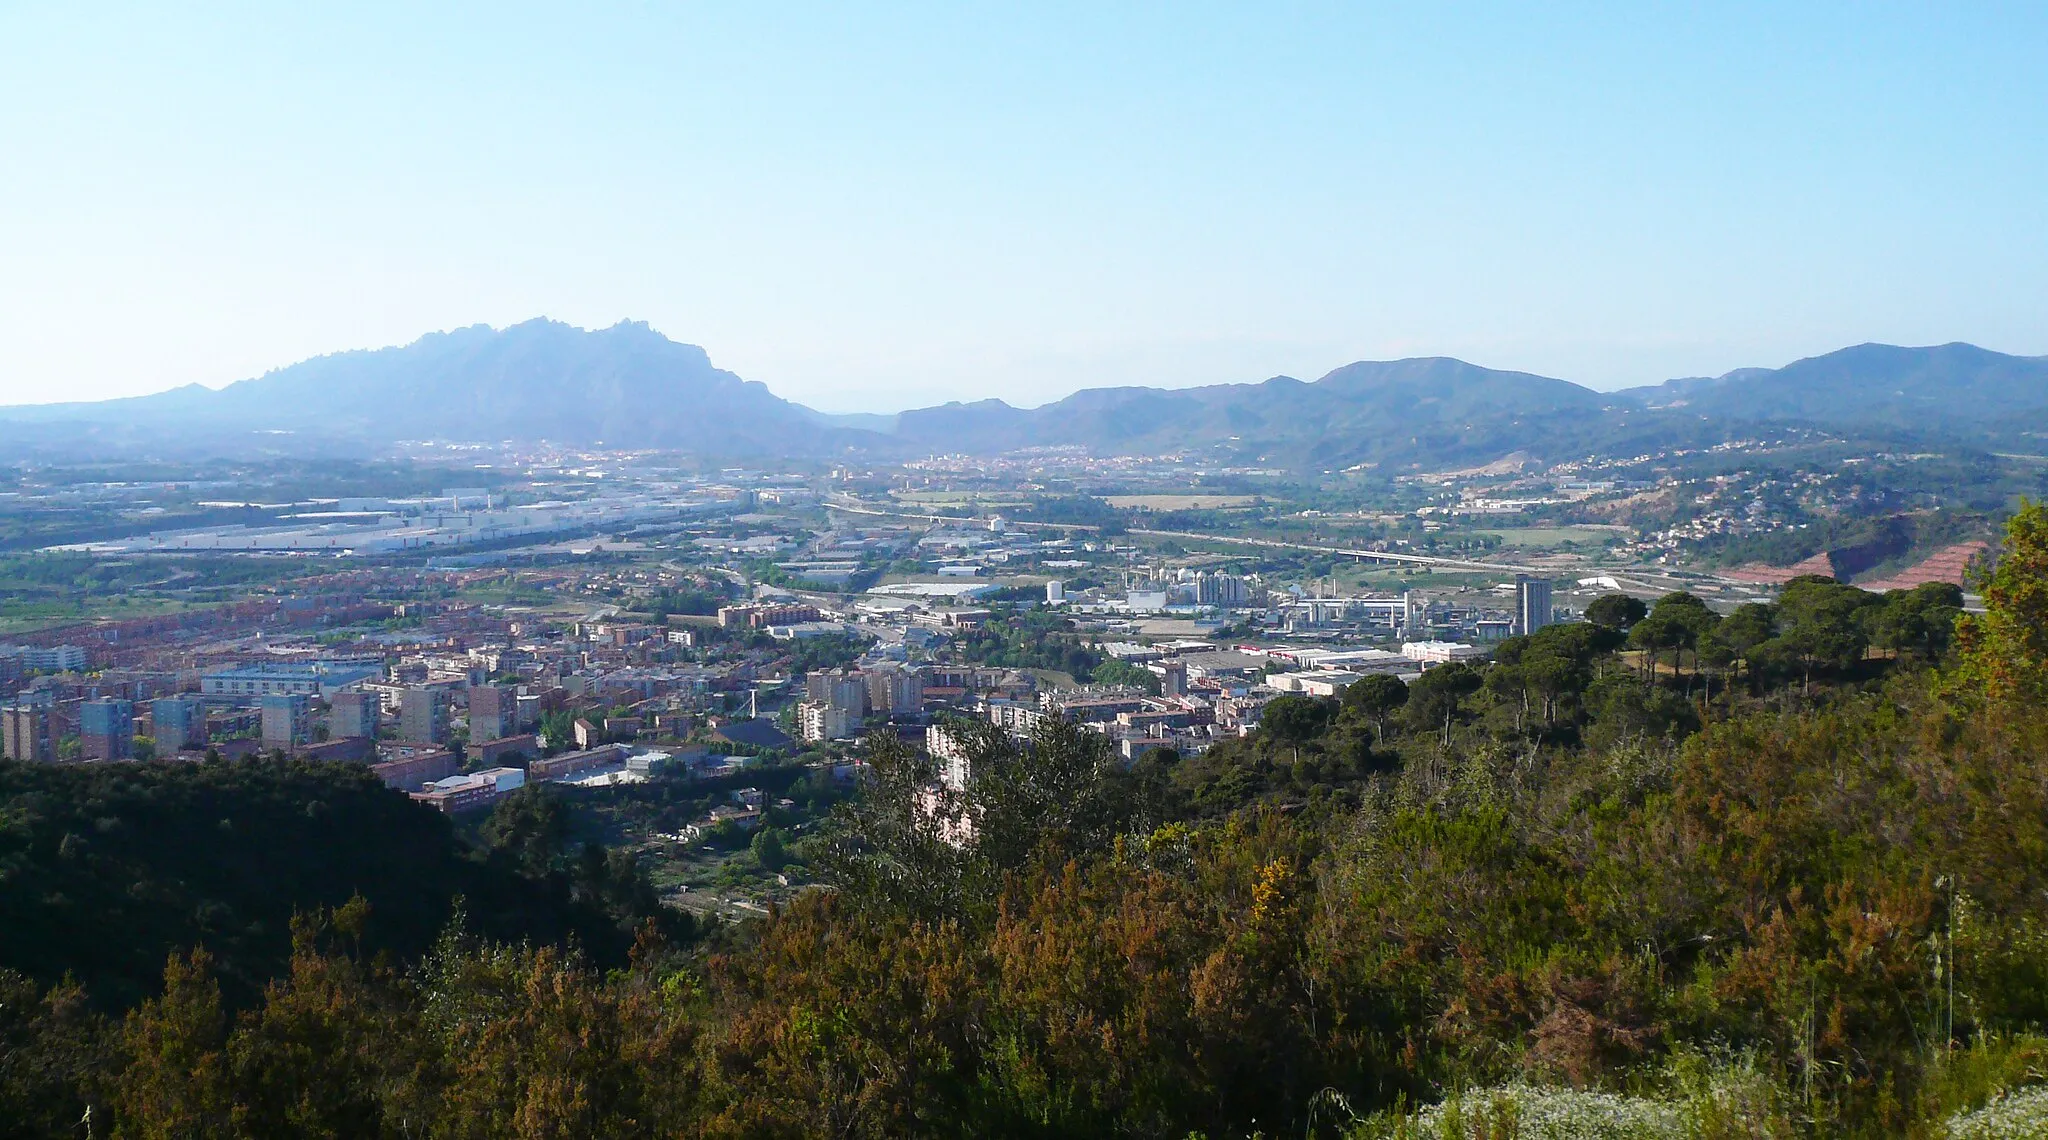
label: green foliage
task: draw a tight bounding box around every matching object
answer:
[1089,657,1163,693]
[1580,669,1698,747]
[477,785,570,877]
[1343,672,1410,743]
[780,632,874,674]
[1698,507,1997,574]
[83,905,704,1140]
[749,826,788,871]
[815,717,1169,926]
[0,760,667,1011]
[1767,574,1883,684]
[948,609,1103,678]
[1262,693,1334,744]
[1352,1083,1693,1139]
[537,708,578,753]
[1489,622,1620,730]
[1017,494,1126,533]
[1951,497,2048,711]
[1584,592,1647,630]
[1708,601,1778,665]
[1405,662,1483,745]
[1628,591,1720,685]
[642,582,732,618]
[0,969,106,1139]
[1868,580,1964,660]
[1943,1084,2048,1139]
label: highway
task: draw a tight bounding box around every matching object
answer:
[1124,526,1548,575]
[823,498,1094,533]
[821,496,1754,601]
[824,496,1548,574]
[806,497,1957,614]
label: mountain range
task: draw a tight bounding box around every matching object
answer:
[0,321,873,459]
[1620,341,2048,429]
[4,319,2045,466]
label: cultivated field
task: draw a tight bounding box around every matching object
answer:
[1105,494,1261,510]
[889,491,1032,506]
[1475,525,1627,548]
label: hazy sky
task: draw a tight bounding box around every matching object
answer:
[2,4,2044,412]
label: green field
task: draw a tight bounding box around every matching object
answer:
[0,596,203,635]
[1105,494,1261,510]
[890,491,1032,506]
[1474,526,1626,548]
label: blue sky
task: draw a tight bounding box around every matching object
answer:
[1,3,2044,412]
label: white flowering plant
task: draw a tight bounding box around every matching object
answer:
[1944,1085,2048,1140]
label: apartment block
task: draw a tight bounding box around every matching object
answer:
[328,690,379,740]
[409,767,525,814]
[865,669,924,717]
[80,698,134,761]
[399,687,447,744]
[797,701,854,742]
[1516,576,1555,636]
[371,746,459,791]
[261,693,312,750]
[468,684,513,742]
[2,702,52,762]
[150,696,206,753]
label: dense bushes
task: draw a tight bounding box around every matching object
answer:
[0,762,668,1012]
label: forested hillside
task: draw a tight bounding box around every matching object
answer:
[8,508,2048,1136]
[0,761,677,1012]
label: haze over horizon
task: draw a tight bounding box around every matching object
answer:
[3,4,2044,412]
[24,317,2046,420]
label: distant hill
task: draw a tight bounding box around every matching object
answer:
[0,326,1646,467]
[889,357,1629,467]
[206,319,815,448]
[3,325,2044,464]
[0,319,886,459]
[1617,342,2048,433]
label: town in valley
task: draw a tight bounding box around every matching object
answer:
[0,424,2018,919]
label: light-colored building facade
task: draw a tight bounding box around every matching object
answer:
[804,671,868,715]
[328,690,379,740]
[201,660,382,698]
[409,766,525,813]
[797,701,854,742]
[261,693,312,749]
[399,687,448,744]
[80,698,134,761]
[468,684,513,742]
[9,645,86,673]
[864,669,923,717]
[3,702,53,762]
[926,722,978,790]
[1516,576,1555,636]
[151,696,206,753]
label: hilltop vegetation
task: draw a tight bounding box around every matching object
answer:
[7,507,2048,1136]
[0,762,677,1012]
